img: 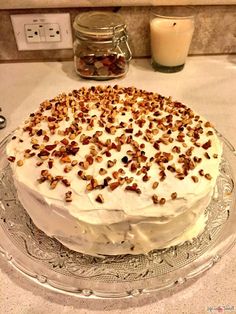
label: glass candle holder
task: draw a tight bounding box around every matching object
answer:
[150,7,195,73]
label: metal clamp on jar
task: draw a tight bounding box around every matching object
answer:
[73,11,132,80]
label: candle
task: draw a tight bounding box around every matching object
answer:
[150,11,194,72]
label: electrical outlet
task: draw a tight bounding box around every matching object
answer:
[24,24,41,43]
[11,13,72,51]
[44,23,61,42]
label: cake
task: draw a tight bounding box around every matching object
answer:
[6,85,222,256]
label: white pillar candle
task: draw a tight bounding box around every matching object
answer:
[150,17,194,67]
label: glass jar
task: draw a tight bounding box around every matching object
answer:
[73,11,132,80]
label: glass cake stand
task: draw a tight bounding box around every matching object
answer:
[0,131,235,299]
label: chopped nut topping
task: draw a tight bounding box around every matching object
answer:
[130,162,138,172]
[202,140,212,150]
[37,177,47,184]
[204,121,212,127]
[65,191,72,202]
[95,194,104,203]
[99,168,107,175]
[61,138,69,145]
[45,144,57,151]
[50,179,59,189]
[153,141,160,150]
[32,144,40,150]
[185,147,194,156]
[199,169,205,176]
[86,155,94,165]
[207,131,213,136]
[17,160,24,167]
[90,178,98,189]
[86,182,93,191]
[48,159,53,169]
[13,86,220,204]
[79,161,89,170]
[71,160,78,166]
[175,172,184,181]
[105,126,116,135]
[105,151,111,157]
[41,169,49,177]
[193,156,202,163]
[107,159,116,168]
[171,192,177,200]
[172,146,181,154]
[118,168,125,175]
[191,176,199,183]
[125,184,141,194]
[8,156,16,162]
[152,181,159,189]
[69,133,76,140]
[60,156,71,163]
[103,176,112,187]
[38,150,50,159]
[159,198,166,205]
[142,174,150,182]
[64,165,72,173]
[121,156,129,164]
[152,194,158,204]
[31,138,38,145]
[95,156,103,163]
[205,173,212,180]
[167,165,175,173]
[204,152,211,159]
[159,170,166,181]
[43,135,49,142]
[109,181,120,191]
[62,179,70,187]
[112,171,119,179]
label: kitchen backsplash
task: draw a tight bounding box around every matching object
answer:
[0,5,235,62]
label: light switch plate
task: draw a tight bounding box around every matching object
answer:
[11,13,73,51]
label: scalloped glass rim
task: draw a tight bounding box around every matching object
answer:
[0,130,236,299]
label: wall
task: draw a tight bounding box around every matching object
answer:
[1,0,236,8]
[0,6,235,62]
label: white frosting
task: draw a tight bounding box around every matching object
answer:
[6,86,222,255]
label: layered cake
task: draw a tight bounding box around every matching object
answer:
[7,85,222,255]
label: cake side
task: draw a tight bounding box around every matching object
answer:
[14,178,211,255]
[6,85,222,255]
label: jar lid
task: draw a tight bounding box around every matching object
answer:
[73,11,126,39]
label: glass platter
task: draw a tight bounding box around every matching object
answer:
[0,131,235,299]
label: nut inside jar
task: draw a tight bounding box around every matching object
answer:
[75,53,127,79]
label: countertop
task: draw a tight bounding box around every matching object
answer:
[0,56,236,314]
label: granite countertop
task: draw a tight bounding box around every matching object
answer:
[0,56,236,313]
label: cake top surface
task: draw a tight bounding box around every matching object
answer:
[7,85,222,224]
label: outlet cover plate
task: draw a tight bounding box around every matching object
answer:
[11,13,73,51]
